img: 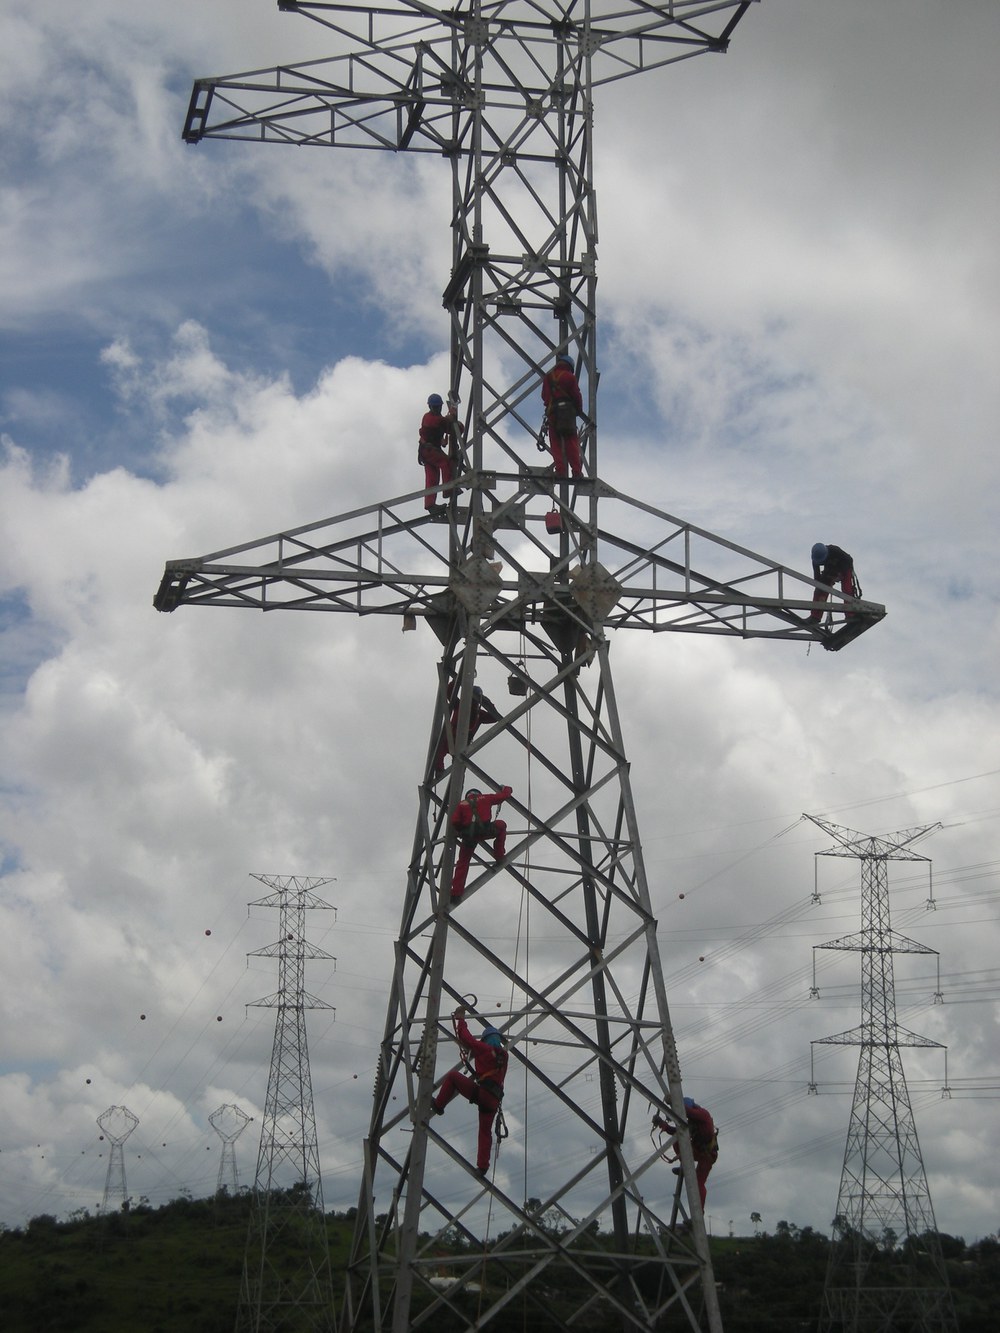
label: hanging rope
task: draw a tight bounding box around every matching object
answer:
[476,639,534,1325]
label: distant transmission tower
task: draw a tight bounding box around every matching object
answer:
[97,1105,138,1213]
[807,816,959,1333]
[236,873,338,1333]
[211,1103,252,1195]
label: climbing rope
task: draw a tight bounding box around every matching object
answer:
[476,651,534,1323]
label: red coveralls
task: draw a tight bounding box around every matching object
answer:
[655,1102,718,1208]
[686,1103,718,1207]
[434,685,503,775]
[450,786,511,899]
[541,363,584,478]
[808,544,857,622]
[431,1018,508,1171]
[419,407,455,509]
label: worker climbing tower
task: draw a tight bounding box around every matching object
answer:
[157,4,887,1330]
[806,817,958,1333]
[237,874,338,1333]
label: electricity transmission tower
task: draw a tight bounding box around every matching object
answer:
[97,1104,138,1214]
[210,1102,252,1195]
[807,817,959,1333]
[237,873,338,1333]
[157,4,887,1331]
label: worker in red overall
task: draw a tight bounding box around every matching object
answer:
[431,1010,508,1177]
[808,542,858,622]
[434,683,503,775]
[450,785,512,900]
[653,1096,718,1208]
[418,393,456,513]
[541,354,584,479]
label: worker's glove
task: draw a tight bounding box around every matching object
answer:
[452,1006,466,1020]
[500,785,513,800]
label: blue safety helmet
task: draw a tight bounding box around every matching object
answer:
[465,788,482,802]
[427,393,443,409]
[556,354,573,367]
[811,542,829,564]
[482,1025,503,1048]
[472,686,483,700]
[683,1096,697,1109]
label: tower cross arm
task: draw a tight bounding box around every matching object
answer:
[153,483,886,653]
[805,815,940,859]
[248,987,336,1010]
[182,0,756,145]
[813,1025,945,1050]
[816,929,938,956]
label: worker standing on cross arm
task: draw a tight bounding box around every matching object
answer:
[808,542,859,622]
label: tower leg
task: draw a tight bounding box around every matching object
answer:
[345,629,721,1333]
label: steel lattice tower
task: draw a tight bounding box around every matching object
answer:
[807,817,958,1333]
[237,873,338,1333]
[97,1105,138,1214]
[211,1102,253,1196]
[156,5,887,1330]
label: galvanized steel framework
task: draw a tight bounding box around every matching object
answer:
[210,1102,252,1196]
[97,1104,138,1215]
[237,874,338,1333]
[807,819,958,1333]
[162,4,887,1330]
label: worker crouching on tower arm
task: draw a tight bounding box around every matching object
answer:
[541,354,584,479]
[431,1009,508,1177]
[808,542,859,622]
[653,1096,719,1208]
[418,392,457,514]
[450,785,512,900]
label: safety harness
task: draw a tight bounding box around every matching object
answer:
[476,1046,508,1104]
[459,796,497,849]
[544,371,578,437]
[418,411,454,465]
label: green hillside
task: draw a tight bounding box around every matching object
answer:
[1,1195,997,1332]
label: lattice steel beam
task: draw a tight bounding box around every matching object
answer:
[161,2,886,1328]
[807,820,958,1333]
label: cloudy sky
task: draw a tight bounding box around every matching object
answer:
[2,0,999,1253]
